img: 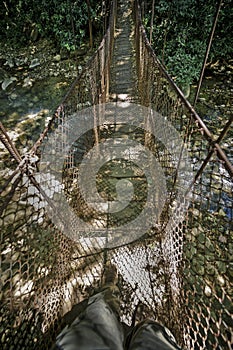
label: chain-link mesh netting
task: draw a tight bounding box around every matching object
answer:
[134,1,233,348]
[1,0,232,349]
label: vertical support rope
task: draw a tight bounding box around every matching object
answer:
[149,0,155,44]
[0,122,22,163]
[193,0,223,107]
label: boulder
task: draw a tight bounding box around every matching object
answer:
[53,54,61,62]
[29,58,40,69]
[1,77,17,90]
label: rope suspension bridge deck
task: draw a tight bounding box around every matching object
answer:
[110,0,136,99]
[0,0,232,349]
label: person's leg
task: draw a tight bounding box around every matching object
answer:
[51,264,124,350]
[125,320,183,350]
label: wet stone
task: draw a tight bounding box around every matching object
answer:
[2,76,17,90]
[205,237,215,253]
[216,261,226,274]
[192,263,205,276]
[29,58,40,68]
[218,235,227,244]
[228,244,233,262]
[206,263,215,276]
[204,285,212,297]
[9,93,18,100]
[217,275,225,287]
[191,227,199,236]
[197,232,205,244]
[53,54,61,62]
[197,254,205,265]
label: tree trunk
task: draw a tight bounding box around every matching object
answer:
[149,0,155,45]
[86,0,93,49]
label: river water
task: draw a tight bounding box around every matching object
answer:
[190,65,233,162]
[0,63,232,149]
[0,62,232,218]
[0,76,71,145]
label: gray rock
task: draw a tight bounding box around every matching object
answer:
[204,285,212,297]
[15,57,27,67]
[33,95,39,103]
[53,54,61,62]
[4,58,14,68]
[29,58,40,69]
[0,68,9,83]
[73,48,87,57]
[205,237,215,253]
[30,25,39,42]
[206,263,215,276]
[23,77,34,88]
[217,275,225,286]
[197,254,205,266]
[216,261,226,274]
[10,93,18,100]
[4,213,15,225]
[191,227,199,237]
[2,77,17,90]
[60,48,69,60]
[218,235,227,244]
[193,263,205,276]
[197,232,205,244]
[229,263,233,278]
[182,84,190,98]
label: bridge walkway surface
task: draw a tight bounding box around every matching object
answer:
[110,0,136,100]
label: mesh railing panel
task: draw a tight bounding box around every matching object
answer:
[0,1,117,349]
[134,0,233,348]
[184,154,232,348]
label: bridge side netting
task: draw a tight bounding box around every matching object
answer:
[134,0,233,348]
[0,1,117,349]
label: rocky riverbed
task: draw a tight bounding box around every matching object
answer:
[0,39,91,148]
[190,59,233,161]
[0,37,232,149]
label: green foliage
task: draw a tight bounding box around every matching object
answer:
[0,0,103,50]
[143,0,233,89]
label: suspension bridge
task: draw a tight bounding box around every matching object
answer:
[0,0,232,349]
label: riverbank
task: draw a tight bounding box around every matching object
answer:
[190,59,233,162]
[0,38,232,169]
[0,37,91,86]
[0,38,92,150]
